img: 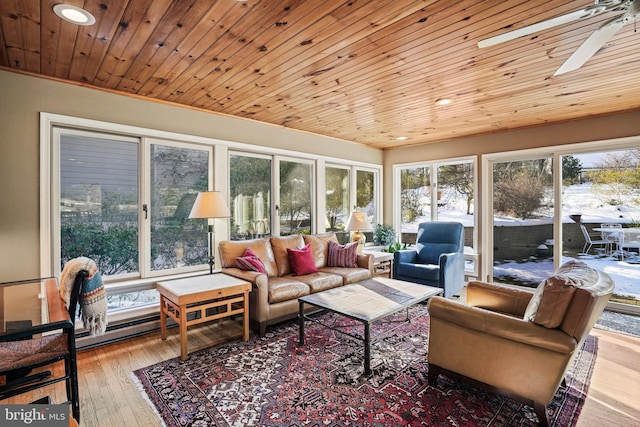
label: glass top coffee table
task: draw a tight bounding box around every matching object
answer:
[298,277,442,375]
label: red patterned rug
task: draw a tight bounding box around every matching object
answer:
[133,305,597,426]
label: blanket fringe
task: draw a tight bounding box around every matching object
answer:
[83,315,107,336]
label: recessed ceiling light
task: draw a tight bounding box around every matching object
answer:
[53,4,96,26]
[396,136,408,141]
[435,98,453,106]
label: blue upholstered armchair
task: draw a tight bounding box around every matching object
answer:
[393,221,465,297]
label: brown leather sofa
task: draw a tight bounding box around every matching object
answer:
[218,233,373,336]
[427,260,614,427]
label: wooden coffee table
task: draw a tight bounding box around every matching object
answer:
[157,273,251,360]
[298,277,442,375]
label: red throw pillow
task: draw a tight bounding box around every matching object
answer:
[287,243,319,276]
[327,240,358,267]
[235,248,267,274]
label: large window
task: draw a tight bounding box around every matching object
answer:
[484,143,640,310]
[279,159,313,235]
[54,128,212,314]
[149,143,209,271]
[398,160,475,231]
[491,157,555,285]
[325,166,350,234]
[229,153,272,240]
[396,159,476,273]
[60,133,140,276]
[43,115,382,327]
[561,149,640,308]
[393,159,480,277]
[229,154,315,239]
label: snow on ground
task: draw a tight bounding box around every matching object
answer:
[493,256,640,298]
[404,182,640,300]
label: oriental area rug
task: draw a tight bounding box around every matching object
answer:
[133,305,597,427]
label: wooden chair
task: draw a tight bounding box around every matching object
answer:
[0,271,88,424]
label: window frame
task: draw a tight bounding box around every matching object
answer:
[40,113,383,325]
[393,156,478,275]
[480,136,640,287]
[274,155,316,236]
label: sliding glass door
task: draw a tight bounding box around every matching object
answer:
[485,146,640,309]
[561,149,640,308]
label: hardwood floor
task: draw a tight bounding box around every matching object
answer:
[2,320,639,426]
[578,328,640,426]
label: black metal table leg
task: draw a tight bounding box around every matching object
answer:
[298,300,305,346]
[364,322,372,375]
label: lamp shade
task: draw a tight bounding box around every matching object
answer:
[188,191,231,219]
[346,212,372,231]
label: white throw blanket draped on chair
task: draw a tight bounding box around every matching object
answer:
[60,257,108,336]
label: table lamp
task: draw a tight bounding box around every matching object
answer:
[346,212,372,253]
[189,191,231,274]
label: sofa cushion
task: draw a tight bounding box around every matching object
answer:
[291,272,343,293]
[271,235,305,276]
[287,243,319,276]
[524,275,577,328]
[327,240,358,268]
[218,237,278,277]
[320,266,371,284]
[235,248,267,274]
[267,276,311,304]
[304,233,339,269]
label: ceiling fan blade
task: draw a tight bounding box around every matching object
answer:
[553,14,627,75]
[478,5,607,49]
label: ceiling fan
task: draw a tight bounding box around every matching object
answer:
[477,0,639,75]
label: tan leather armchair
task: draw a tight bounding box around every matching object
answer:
[427,263,614,427]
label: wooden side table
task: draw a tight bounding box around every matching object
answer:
[364,250,394,278]
[156,273,251,360]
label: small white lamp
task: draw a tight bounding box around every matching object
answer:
[346,212,372,253]
[189,191,231,274]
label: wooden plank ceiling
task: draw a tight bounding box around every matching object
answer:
[1,0,639,149]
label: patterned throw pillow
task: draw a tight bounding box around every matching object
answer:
[287,243,319,276]
[236,248,267,274]
[327,240,358,268]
